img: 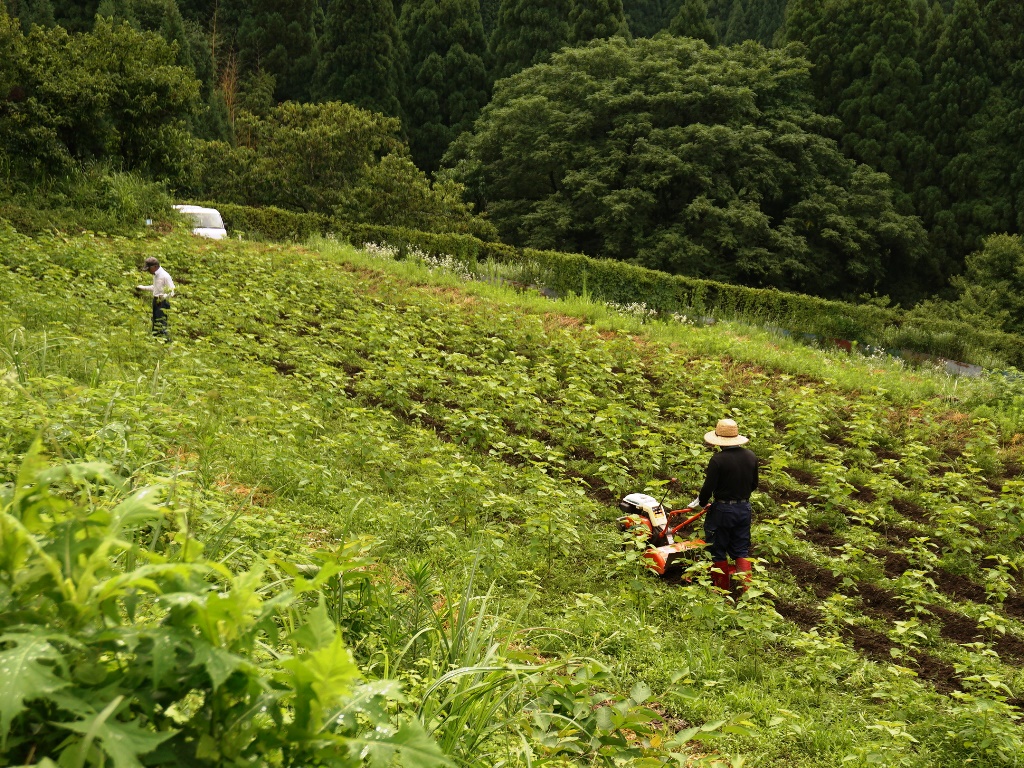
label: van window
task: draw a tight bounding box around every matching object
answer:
[192,211,224,229]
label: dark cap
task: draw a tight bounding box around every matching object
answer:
[143,256,160,269]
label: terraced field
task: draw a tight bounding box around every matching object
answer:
[2,226,1022,766]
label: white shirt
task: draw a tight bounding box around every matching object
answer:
[138,267,175,299]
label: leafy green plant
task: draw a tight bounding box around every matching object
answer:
[0,443,448,767]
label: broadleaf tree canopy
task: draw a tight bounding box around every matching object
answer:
[447,36,927,300]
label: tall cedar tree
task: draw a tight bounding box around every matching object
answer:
[489,0,569,81]
[784,0,948,289]
[568,0,630,43]
[8,0,55,28]
[923,0,996,267]
[225,0,318,102]
[622,0,683,37]
[48,0,99,29]
[175,0,214,22]
[668,0,716,44]
[977,0,1024,230]
[400,0,489,171]
[707,0,786,45]
[478,0,499,33]
[314,0,405,117]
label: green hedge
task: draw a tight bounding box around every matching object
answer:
[195,201,1024,368]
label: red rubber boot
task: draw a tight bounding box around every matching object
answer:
[711,561,731,591]
[734,558,753,594]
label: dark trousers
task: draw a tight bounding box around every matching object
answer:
[152,297,170,339]
[704,500,752,560]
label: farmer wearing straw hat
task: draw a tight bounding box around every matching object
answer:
[698,419,758,593]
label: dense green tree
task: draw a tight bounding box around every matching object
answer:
[201,101,404,212]
[668,0,716,44]
[338,153,495,235]
[945,234,1024,334]
[8,0,54,29]
[448,36,927,300]
[313,0,404,117]
[400,0,489,171]
[0,10,200,180]
[978,0,1024,231]
[48,0,100,30]
[488,0,569,80]
[707,0,787,45]
[226,0,318,102]
[622,0,683,38]
[784,0,951,285]
[96,0,136,25]
[479,0,500,33]
[189,99,489,232]
[919,0,998,272]
[568,0,630,43]
[175,0,214,22]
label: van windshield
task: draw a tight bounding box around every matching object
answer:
[189,211,224,229]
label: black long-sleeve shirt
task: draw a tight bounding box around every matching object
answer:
[698,446,758,506]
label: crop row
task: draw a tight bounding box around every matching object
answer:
[3,230,1023,704]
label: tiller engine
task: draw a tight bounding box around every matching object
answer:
[616,492,708,576]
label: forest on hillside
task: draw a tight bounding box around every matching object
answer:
[1,0,1022,320]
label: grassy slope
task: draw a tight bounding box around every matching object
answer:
[2,226,1023,767]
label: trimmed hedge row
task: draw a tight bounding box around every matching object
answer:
[202,201,1024,368]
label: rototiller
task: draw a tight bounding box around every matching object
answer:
[616,487,710,576]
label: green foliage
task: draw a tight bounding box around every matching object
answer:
[622,0,684,38]
[950,234,1024,335]
[187,102,494,234]
[337,154,497,237]
[784,0,1024,295]
[707,0,788,45]
[399,0,490,171]
[668,0,717,44]
[449,35,928,301]
[0,7,200,182]
[0,166,174,235]
[0,444,450,767]
[196,199,1024,366]
[568,0,631,43]
[488,0,570,80]
[5,225,1024,766]
[228,0,318,103]
[313,0,405,117]
[193,101,404,214]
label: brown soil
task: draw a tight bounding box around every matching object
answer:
[1003,461,1022,479]
[569,446,597,461]
[930,570,1024,621]
[784,467,819,486]
[851,485,877,503]
[882,551,913,578]
[777,554,839,599]
[806,523,844,550]
[270,359,296,375]
[874,447,900,461]
[853,581,912,620]
[891,498,929,524]
[911,652,961,694]
[930,604,984,645]
[774,487,812,504]
[772,599,821,629]
[871,521,933,548]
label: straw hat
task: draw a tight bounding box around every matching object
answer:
[704,418,749,447]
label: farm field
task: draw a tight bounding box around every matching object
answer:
[1,225,1023,767]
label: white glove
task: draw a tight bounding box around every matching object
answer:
[689,497,701,509]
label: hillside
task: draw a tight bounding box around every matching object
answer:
[2,225,1023,766]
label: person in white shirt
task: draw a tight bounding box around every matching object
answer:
[137,256,175,339]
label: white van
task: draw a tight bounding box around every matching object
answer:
[173,205,227,239]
